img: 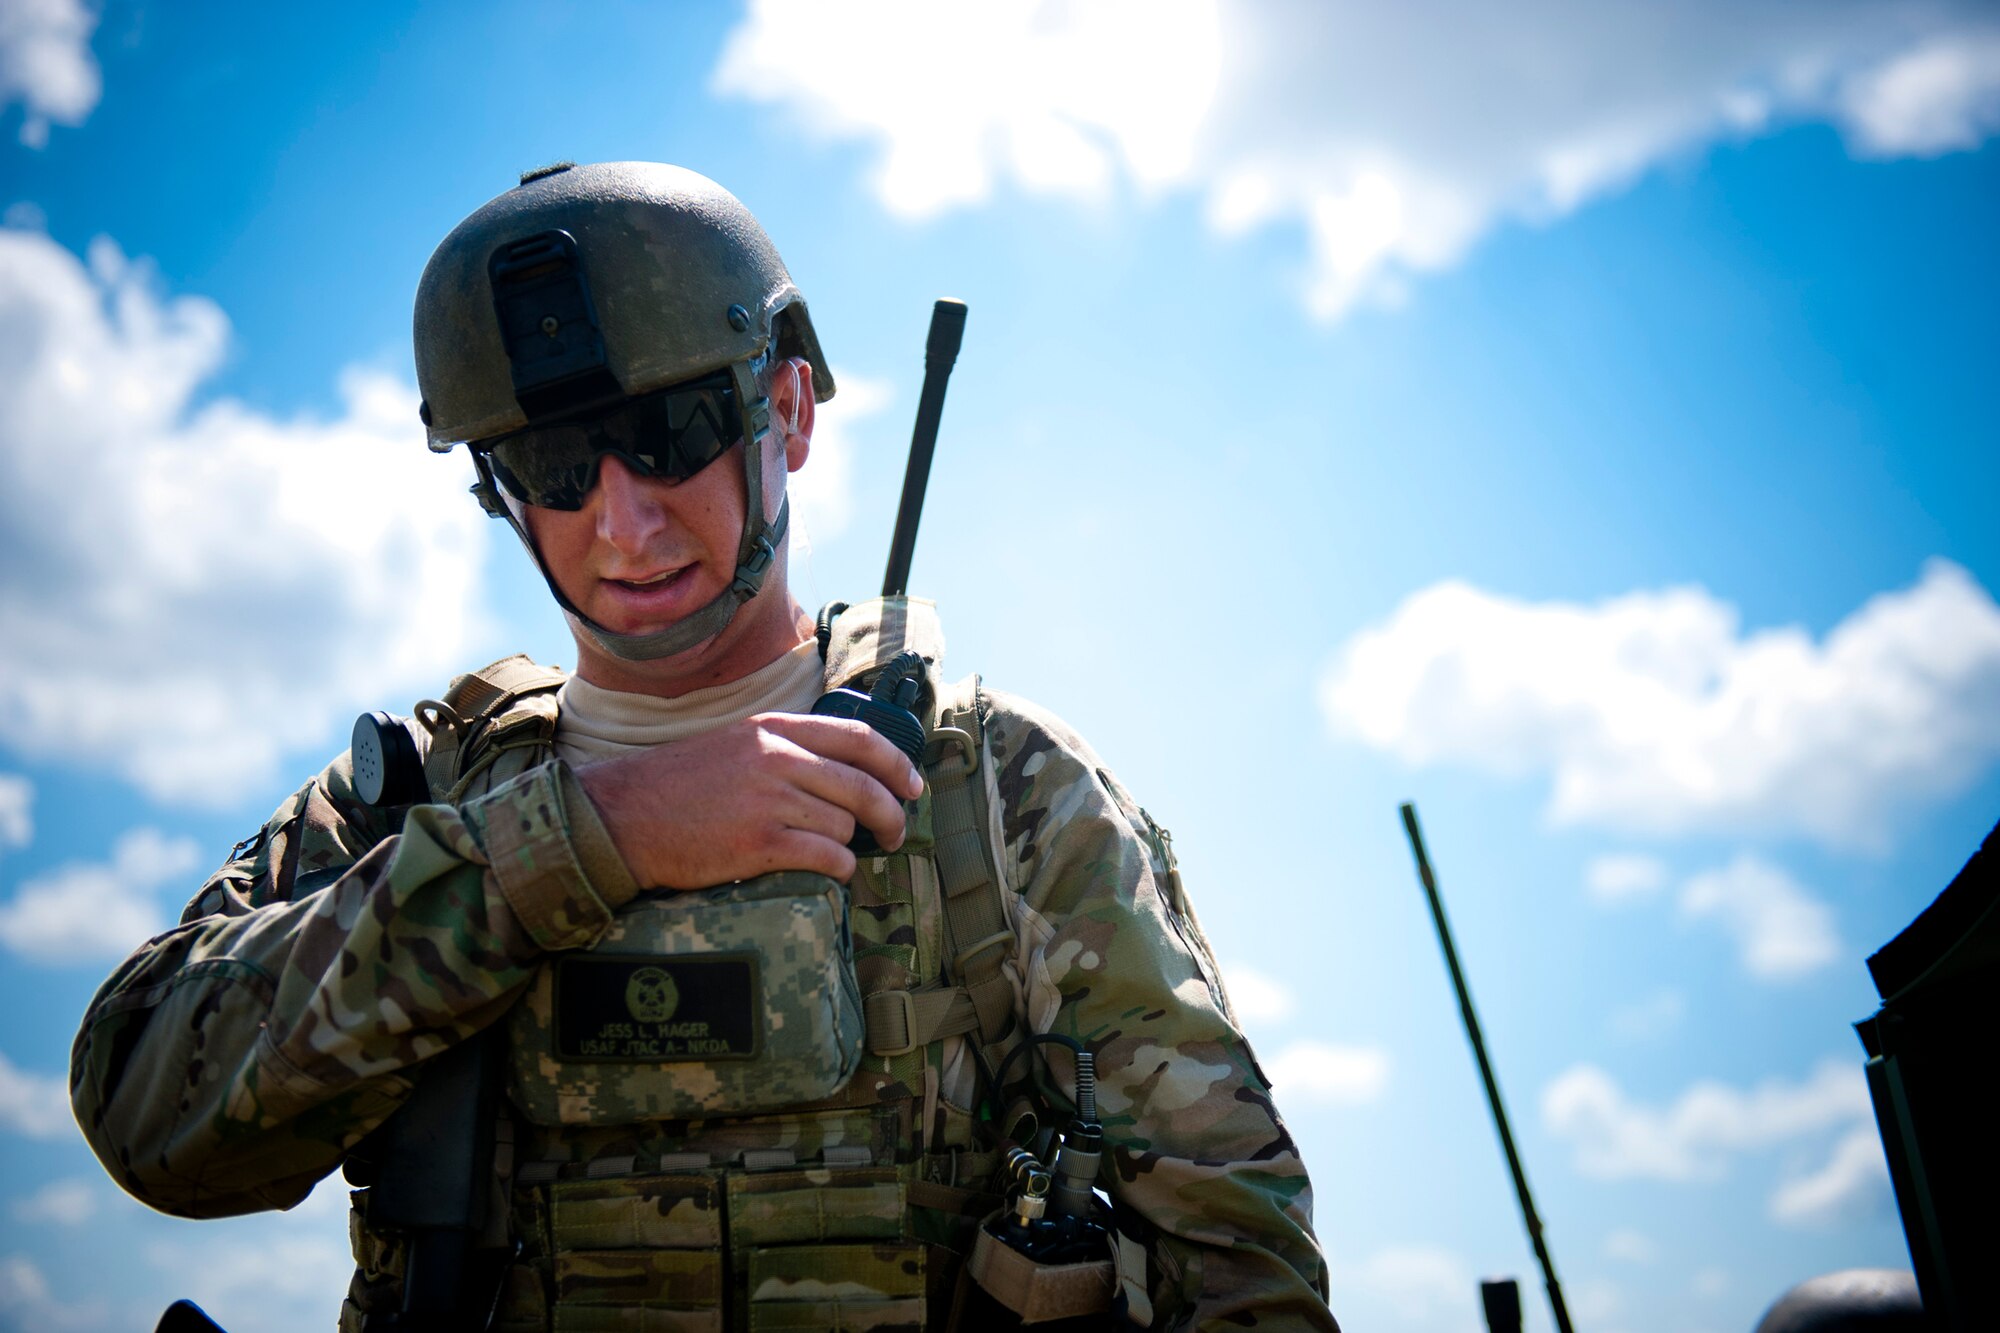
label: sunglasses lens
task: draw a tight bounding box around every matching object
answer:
[618,383,735,480]
[482,377,739,509]
[488,425,596,510]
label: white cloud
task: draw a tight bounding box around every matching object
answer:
[0,772,30,852]
[0,227,489,807]
[0,0,100,148]
[1570,1277,1625,1325]
[0,1253,51,1307]
[1336,1245,1476,1326]
[0,827,201,962]
[1261,1039,1388,1106]
[1585,853,1669,903]
[714,2,1219,221]
[1221,962,1296,1026]
[1679,855,1839,981]
[11,1177,94,1227]
[1543,1058,1869,1183]
[788,370,889,547]
[1603,1228,1658,1264]
[1606,988,1685,1042]
[1318,562,2000,849]
[1842,31,2000,157]
[1693,1267,1730,1298]
[1769,1124,1891,1226]
[0,1049,71,1139]
[715,2,2000,320]
[0,1253,103,1330]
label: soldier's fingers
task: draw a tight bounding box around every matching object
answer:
[785,754,906,853]
[761,714,924,799]
[760,828,857,883]
[781,791,859,847]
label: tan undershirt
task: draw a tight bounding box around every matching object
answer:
[553,640,825,766]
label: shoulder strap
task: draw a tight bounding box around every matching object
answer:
[926,674,1017,1048]
[821,595,945,689]
[859,673,1019,1059]
[815,597,1017,1059]
[417,654,568,802]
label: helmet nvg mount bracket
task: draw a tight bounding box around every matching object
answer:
[413,160,836,662]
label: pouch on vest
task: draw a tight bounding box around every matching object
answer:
[507,871,864,1126]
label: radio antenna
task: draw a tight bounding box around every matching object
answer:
[882,299,967,598]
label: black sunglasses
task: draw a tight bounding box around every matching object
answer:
[475,372,741,510]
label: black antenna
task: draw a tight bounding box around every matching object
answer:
[882,299,967,598]
[1401,802,1576,1333]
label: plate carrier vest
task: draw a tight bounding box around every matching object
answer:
[343,600,1027,1333]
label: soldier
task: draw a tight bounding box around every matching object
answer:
[72,162,1337,1331]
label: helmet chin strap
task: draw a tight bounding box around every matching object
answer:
[473,362,791,664]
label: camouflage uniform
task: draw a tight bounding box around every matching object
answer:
[72,600,1335,1330]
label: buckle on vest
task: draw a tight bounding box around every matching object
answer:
[867,989,921,1058]
[925,725,979,777]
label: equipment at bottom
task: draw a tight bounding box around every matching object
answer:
[1752,1269,1923,1333]
[1855,816,2000,1332]
[955,1037,1117,1328]
[1479,1278,1521,1333]
[154,1300,226,1333]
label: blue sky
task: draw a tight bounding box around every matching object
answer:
[2,3,1998,1330]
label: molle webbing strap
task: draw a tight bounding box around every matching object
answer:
[858,673,1013,1059]
[862,986,978,1057]
[449,654,566,721]
[418,654,568,801]
[928,678,1015,1049]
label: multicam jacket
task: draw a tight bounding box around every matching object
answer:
[72,599,1335,1331]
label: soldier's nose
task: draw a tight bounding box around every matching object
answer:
[593,455,670,552]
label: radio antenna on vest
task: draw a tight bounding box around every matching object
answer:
[1400,802,1577,1333]
[882,299,967,598]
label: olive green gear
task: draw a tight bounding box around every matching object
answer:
[412,162,833,662]
[414,160,833,446]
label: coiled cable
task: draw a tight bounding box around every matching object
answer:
[985,1032,1094,1124]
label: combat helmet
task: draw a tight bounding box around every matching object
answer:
[413,160,834,660]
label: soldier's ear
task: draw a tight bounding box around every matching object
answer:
[774,357,814,474]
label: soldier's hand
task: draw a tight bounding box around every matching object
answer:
[572,712,925,888]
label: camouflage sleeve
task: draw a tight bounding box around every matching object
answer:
[985,690,1337,1332]
[70,753,637,1220]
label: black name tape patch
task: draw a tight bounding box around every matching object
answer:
[553,953,761,1062]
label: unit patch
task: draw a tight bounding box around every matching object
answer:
[553,952,761,1062]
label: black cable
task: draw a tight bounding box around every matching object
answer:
[872,649,926,702]
[813,601,849,660]
[983,1032,1087,1124]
